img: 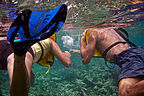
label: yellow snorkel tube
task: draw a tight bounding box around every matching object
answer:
[85,29,102,58]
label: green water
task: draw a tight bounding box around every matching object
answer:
[0,0,144,96]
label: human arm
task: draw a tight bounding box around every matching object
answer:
[80,31,96,64]
[50,39,71,67]
[70,49,80,54]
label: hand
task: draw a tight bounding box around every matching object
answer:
[81,31,86,42]
[64,51,71,59]
[70,49,80,54]
[64,51,71,67]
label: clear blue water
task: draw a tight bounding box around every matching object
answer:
[0,0,144,96]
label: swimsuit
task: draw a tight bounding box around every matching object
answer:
[0,40,34,70]
[114,46,144,81]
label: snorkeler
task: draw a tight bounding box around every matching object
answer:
[1,36,71,96]
[0,2,71,96]
[0,36,71,95]
[71,27,144,96]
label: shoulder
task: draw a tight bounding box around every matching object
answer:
[89,29,99,39]
[87,30,97,43]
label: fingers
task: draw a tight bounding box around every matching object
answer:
[64,51,71,58]
[81,32,86,42]
[63,51,71,67]
[70,49,80,54]
[70,49,75,53]
[82,31,86,37]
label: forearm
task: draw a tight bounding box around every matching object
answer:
[80,36,90,64]
[80,31,96,64]
[51,40,71,67]
[70,49,80,54]
[10,54,29,96]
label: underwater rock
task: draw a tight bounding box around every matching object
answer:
[75,79,85,85]
[80,88,87,96]
[98,87,107,95]
[94,85,98,91]
[51,77,62,81]
[83,76,95,88]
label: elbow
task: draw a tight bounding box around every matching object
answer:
[81,57,90,64]
[80,50,90,64]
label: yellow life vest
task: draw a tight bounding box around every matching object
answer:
[85,29,102,58]
[37,34,56,74]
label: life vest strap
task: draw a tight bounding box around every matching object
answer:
[102,41,127,59]
[37,42,44,62]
